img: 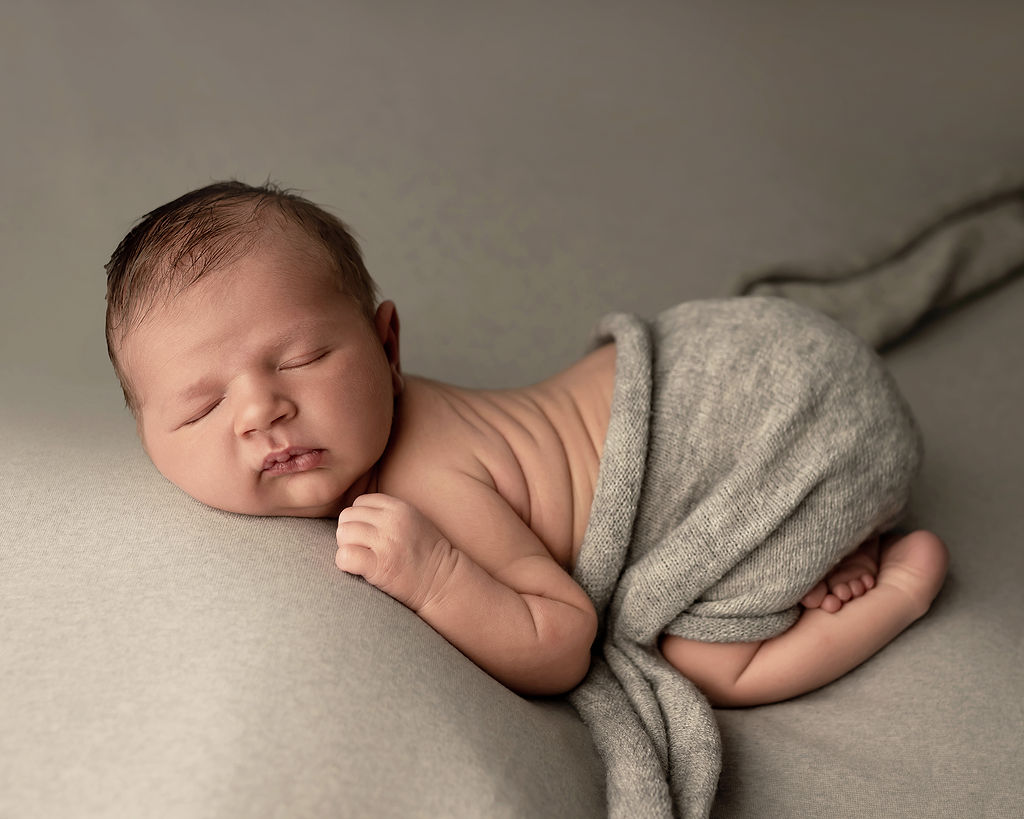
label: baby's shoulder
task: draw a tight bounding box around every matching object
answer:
[378,376,495,490]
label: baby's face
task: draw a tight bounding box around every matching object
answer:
[120,231,401,518]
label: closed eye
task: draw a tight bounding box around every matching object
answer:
[182,398,224,426]
[280,349,329,370]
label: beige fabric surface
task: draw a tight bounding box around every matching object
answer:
[0,393,606,817]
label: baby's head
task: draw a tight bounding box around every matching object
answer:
[105,180,381,410]
[105,181,403,518]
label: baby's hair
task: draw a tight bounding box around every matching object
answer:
[105,180,379,413]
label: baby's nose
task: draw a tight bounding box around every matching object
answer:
[233,384,296,436]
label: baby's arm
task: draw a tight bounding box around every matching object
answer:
[336,485,597,696]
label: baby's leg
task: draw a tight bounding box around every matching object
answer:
[660,530,948,708]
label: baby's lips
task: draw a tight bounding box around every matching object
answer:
[261,446,314,471]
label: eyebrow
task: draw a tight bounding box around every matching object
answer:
[175,378,223,405]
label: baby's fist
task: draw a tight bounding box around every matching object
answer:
[335,494,457,612]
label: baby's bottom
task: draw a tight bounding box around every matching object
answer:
[660,530,949,708]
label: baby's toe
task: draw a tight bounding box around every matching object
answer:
[821,594,843,613]
[801,581,828,609]
[832,582,853,602]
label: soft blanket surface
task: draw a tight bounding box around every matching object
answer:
[569,186,1024,818]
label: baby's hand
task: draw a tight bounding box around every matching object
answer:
[335,493,458,612]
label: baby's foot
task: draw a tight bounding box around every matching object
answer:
[802,531,949,616]
[801,536,881,613]
[873,530,949,617]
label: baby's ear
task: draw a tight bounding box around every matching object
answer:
[374,300,404,394]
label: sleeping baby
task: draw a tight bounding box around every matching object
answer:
[104,180,947,706]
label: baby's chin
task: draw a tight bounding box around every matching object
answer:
[273,502,345,519]
[188,488,346,520]
[251,496,346,519]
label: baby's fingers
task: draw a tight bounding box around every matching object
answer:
[349,492,398,510]
[338,502,392,530]
[337,518,379,547]
[336,516,381,578]
[336,542,376,578]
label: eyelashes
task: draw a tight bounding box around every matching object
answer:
[279,349,329,370]
[182,397,224,426]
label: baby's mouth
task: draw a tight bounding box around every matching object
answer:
[261,448,323,474]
